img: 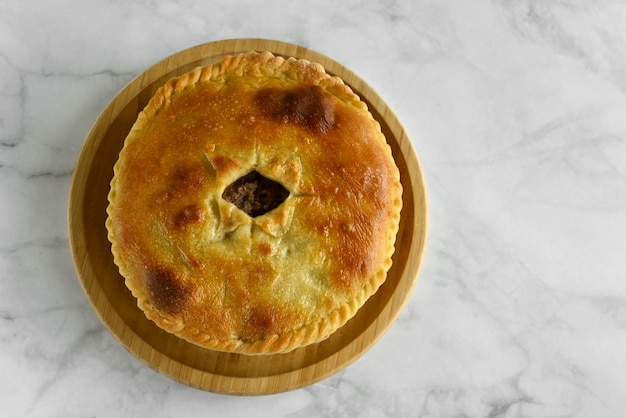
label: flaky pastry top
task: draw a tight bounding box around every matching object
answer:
[106,51,402,354]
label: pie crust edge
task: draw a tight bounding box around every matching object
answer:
[106,51,403,355]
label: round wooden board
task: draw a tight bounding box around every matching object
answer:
[68,38,428,395]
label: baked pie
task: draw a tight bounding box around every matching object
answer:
[106,51,402,355]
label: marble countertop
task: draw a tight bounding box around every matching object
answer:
[2,0,626,416]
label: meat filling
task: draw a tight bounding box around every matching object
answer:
[222,171,290,217]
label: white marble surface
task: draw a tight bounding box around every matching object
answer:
[2,0,626,416]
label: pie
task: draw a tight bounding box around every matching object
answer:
[106,51,403,355]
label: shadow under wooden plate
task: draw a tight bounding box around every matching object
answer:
[67,38,428,395]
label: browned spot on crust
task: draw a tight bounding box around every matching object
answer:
[145,265,193,313]
[174,164,204,188]
[257,242,273,256]
[254,85,336,134]
[157,163,207,203]
[209,154,240,174]
[242,305,282,342]
[173,204,205,229]
[154,163,207,205]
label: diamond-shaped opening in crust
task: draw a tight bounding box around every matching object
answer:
[222,171,290,217]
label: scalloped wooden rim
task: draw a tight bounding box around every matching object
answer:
[68,38,428,395]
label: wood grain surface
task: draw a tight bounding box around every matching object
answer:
[67,38,428,395]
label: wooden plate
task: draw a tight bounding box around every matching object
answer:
[68,38,427,395]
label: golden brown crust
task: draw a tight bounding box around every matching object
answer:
[106,51,402,354]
